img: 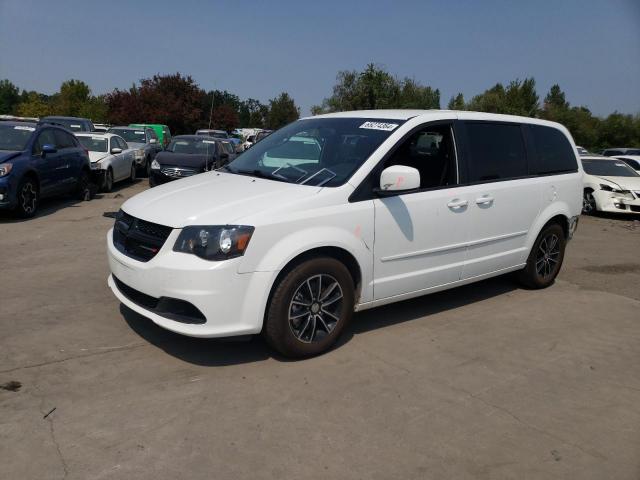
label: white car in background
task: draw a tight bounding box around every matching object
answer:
[614,156,640,174]
[581,155,640,214]
[76,133,137,192]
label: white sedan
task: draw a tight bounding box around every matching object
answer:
[615,155,640,174]
[77,133,137,192]
[581,155,640,214]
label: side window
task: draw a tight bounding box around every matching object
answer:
[54,130,76,149]
[148,129,158,142]
[529,125,577,174]
[382,123,458,189]
[117,137,128,150]
[621,158,640,170]
[33,129,57,155]
[465,122,527,182]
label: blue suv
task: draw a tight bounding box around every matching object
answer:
[0,121,92,218]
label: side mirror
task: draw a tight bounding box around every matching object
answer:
[375,165,420,196]
[149,138,158,144]
[41,144,57,157]
[111,147,122,154]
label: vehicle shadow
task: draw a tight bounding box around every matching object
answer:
[121,275,518,366]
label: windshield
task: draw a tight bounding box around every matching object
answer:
[0,124,35,150]
[582,159,639,177]
[78,136,108,153]
[166,138,217,155]
[109,128,146,143]
[226,118,403,186]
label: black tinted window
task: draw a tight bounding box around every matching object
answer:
[54,130,76,149]
[530,125,577,174]
[466,122,527,182]
[34,129,57,154]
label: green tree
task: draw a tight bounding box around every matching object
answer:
[16,91,52,117]
[52,79,92,116]
[447,93,465,110]
[312,64,440,113]
[0,79,20,114]
[266,92,300,129]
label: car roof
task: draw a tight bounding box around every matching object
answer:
[581,155,614,161]
[174,135,218,141]
[615,155,640,160]
[305,109,569,127]
[76,132,122,139]
[41,116,91,121]
[1,121,37,128]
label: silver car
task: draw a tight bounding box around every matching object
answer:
[76,133,137,192]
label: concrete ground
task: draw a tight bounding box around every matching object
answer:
[1,180,639,480]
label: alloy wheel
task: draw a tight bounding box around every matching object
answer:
[288,274,344,343]
[20,183,37,214]
[535,233,560,279]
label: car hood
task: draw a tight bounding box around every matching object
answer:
[88,151,109,163]
[0,150,22,163]
[155,152,212,168]
[121,171,322,228]
[595,175,640,190]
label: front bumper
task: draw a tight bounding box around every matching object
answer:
[0,175,17,209]
[593,190,640,214]
[106,228,274,338]
[148,169,176,187]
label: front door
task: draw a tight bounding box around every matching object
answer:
[373,122,469,300]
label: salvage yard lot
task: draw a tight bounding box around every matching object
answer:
[1,180,639,480]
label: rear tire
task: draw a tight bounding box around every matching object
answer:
[517,223,566,289]
[76,170,92,201]
[14,177,38,218]
[264,257,355,358]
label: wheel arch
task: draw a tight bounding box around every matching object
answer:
[21,169,41,192]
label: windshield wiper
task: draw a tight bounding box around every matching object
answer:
[224,167,289,183]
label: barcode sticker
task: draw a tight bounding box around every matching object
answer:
[360,121,399,131]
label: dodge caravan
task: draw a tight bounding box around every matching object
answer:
[107,110,582,357]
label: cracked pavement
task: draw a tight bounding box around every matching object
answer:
[1,181,639,479]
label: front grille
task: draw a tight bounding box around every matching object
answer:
[160,166,200,178]
[113,210,172,262]
[113,275,206,324]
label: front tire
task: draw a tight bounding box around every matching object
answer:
[517,223,566,289]
[264,257,355,358]
[14,177,38,218]
[582,189,597,215]
[102,168,114,192]
[129,163,136,183]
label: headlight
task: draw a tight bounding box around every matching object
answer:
[151,159,161,170]
[600,184,634,199]
[173,225,254,261]
[0,163,13,177]
[134,149,145,159]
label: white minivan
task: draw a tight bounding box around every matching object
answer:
[107,110,582,357]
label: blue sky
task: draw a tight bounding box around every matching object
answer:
[1,0,639,116]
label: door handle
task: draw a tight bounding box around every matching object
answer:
[447,199,468,209]
[475,195,494,205]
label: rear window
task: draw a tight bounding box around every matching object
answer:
[530,125,577,174]
[465,122,527,182]
[78,135,108,153]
